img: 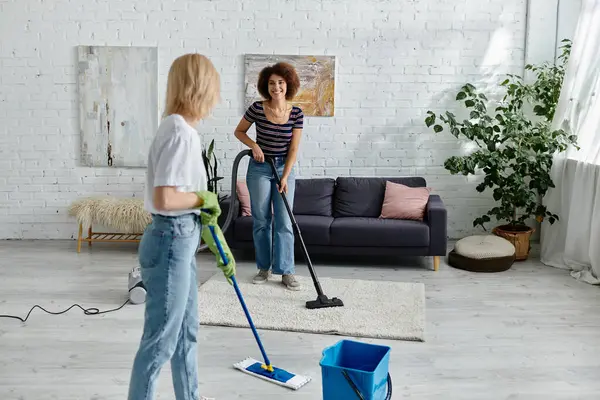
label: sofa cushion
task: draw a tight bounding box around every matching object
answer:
[293,178,335,217]
[294,215,333,245]
[236,180,252,216]
[333,177,427,218]
[380,181,431,221]
[232,215,333,246]
[232,216,254,242]
[330,217,429,247]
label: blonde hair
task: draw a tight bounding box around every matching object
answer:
[163,53,220,120]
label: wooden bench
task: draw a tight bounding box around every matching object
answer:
[68,196,151,253]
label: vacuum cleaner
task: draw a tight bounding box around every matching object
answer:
[128,266,146,304]
[129,149,343,310]
[200,149,343,310]
[264,156,343,310]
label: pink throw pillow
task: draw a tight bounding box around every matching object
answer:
[236,180,252,216]
[380,181,431,221]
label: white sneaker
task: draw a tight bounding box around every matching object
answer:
[252,269,271,284]
[282,274,301,291]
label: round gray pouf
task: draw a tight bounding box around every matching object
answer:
[448,235,516,273]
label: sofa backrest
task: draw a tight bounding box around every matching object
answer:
[293,178,336,217]
[243,176,427,218]
[333,177,427,218]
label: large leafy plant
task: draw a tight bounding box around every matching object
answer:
[424,40,578,231]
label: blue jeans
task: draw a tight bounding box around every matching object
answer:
[128,213,201,400]
[246,156,296,275]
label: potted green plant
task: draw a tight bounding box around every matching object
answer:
[424,40,578,260]
[201,138,228,203]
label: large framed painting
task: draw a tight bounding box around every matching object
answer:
[77,45,158,167]
[244,54,336,117]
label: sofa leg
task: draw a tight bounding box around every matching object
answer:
[433,256,440,271]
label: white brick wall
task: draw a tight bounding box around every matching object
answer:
[0,0,528,239]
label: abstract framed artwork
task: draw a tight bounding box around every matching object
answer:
[77,45,158,168]
[243,54,336,117]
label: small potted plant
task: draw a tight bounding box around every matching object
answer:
[424,40,577,260]
[202,138,228,204]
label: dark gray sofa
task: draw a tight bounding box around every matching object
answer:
[220,176,447,270]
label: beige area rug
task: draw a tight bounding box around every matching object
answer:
[198,274,425,342]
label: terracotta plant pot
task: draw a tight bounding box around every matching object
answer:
[492,224,535,261]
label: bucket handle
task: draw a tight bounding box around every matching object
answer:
[342,370,393,400]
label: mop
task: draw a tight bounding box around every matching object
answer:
[205,223,311,390]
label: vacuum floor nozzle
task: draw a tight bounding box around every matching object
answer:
[306,294,344,309]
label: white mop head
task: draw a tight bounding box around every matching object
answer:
[233,357,311,390]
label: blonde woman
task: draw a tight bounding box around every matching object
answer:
[128,53,235,400]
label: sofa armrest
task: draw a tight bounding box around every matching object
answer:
[218,195,241,223]
[217,195,231,227]
[425,195,447,256]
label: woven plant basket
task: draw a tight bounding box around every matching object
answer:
[492,225,534,261]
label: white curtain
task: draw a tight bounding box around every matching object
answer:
[540,0,600,285]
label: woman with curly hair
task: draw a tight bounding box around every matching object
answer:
[234,62,304,290]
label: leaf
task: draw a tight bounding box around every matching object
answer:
[456,92,467,100]
[425,114,435,127]
[202,150,210,177]
[533,105,546,115]
[433,125,443,133]
[493,188,503,201]
[212,156,219,193]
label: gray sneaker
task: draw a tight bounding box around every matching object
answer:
[252,269,271,284]
[282,274,301,291]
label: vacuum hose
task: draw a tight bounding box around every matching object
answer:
[197,149,252,252]
[126,150,251,305]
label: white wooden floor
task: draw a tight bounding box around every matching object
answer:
[1,240,599,400]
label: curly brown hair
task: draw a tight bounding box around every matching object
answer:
[257,62,300,101]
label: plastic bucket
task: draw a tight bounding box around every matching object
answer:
[319,339,392,400]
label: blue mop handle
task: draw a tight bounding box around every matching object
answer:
[206,223,272,369]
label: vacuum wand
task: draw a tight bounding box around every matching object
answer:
[266,157,343,310]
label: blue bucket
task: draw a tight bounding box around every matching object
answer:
[319,339,392,400]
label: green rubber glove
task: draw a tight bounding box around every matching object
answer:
[196,190,221,226]
[201,224,236,285]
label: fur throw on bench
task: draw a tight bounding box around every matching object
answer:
[68,196,151,233]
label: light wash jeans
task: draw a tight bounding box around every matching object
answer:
[128,213,201,400]
[246,156,296,275]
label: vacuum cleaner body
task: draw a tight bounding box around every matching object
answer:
[128,266,146,304]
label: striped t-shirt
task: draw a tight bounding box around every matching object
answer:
[243,101,304,157]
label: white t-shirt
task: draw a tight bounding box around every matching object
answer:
[144,114,208,217]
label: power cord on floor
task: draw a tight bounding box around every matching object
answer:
[0,299,131,323]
